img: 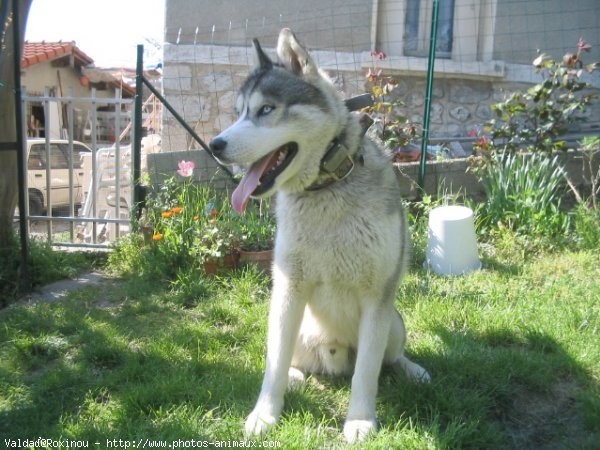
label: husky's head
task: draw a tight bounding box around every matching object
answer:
[209,28,348,212]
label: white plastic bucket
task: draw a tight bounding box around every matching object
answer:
[425,205,481,276]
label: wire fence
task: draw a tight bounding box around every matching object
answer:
[151,0,600,193]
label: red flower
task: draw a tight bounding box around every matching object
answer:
[577,37,592,53]
[370,50,387,60]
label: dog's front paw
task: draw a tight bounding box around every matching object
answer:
[343,419,377,443]
[245,408,278,437]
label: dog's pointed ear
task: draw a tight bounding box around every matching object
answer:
[276,28,318,78]
[252,38,273,70]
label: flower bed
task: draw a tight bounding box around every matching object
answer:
[140,160,275,276]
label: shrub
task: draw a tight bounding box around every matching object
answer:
[237,199,275,252]
[564,136,600,212]
[488,38,599,153]
[363,50,418,152]
[571,203,600,249]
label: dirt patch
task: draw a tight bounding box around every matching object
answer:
[497,380,587,449]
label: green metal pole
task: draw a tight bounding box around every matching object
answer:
[133,44,143,221]
[418,0,440,192]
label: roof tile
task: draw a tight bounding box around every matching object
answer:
[22,41,94,68]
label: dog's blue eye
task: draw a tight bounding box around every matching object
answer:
[258,105,275,116]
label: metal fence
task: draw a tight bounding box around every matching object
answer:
[19,90,135,248]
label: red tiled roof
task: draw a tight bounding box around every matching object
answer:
[22,41,94,68]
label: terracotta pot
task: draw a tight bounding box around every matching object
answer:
[203,252,240,276]
[203,259,219,276]
[223,252,240,270]
[239,249,274,274]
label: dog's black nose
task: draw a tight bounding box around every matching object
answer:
[209,137,227,154]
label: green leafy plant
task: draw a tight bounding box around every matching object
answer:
[571,202,600,249]
[143,161,241,265]
[238,199,275,252]
[488,38,599,153]
[112,161,279,281]
[474,152,570,237]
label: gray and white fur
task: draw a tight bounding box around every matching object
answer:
[209,28,430,443]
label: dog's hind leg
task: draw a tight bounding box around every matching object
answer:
[287,366,306,389]
[385,310,431,383]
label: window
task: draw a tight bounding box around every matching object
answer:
[71,144,90,169]
[27,103,46,138]
[376,0,497,64]
[28,145,45,170]
[404,0,455,58]
[29,144,69,170]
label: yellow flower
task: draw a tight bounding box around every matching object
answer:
[171,206,183,214]
[152,233,164,241]
[193,215,200,220]
[161,211,173,218]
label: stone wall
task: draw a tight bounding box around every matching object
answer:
[161,56,533,152]
[160,45,600,189]
[376,74,530,139]
[147,149,599,205]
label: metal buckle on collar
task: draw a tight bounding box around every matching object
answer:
[321,140,354,181]
[305,111,371,191]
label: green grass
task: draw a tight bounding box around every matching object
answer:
[1,245,598,449]
[0,238,105,307]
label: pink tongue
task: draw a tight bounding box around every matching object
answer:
[231,151,279,213]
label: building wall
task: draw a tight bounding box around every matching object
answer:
[22,60,123,100]
[22,60,88,97]
[165,0,372,51]
[22,61,131,142]
[162,0,600,158]
[493,0,600,65]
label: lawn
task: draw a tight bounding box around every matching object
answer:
[1,240,598,449]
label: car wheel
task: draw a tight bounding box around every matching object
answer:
[29,193,44,217]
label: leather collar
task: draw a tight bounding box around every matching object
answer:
[305,112,373,191]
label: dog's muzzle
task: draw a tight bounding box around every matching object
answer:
[209,137,227,154]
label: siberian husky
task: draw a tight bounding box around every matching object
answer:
[209,28,430,443]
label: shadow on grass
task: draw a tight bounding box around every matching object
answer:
[0,286,263,441]
[382,325,598,449]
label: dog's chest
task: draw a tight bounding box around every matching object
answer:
[275,191,400,284]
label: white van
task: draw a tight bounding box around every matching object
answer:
[27,139,91,216]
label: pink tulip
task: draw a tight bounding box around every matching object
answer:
[177,160,195,177]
